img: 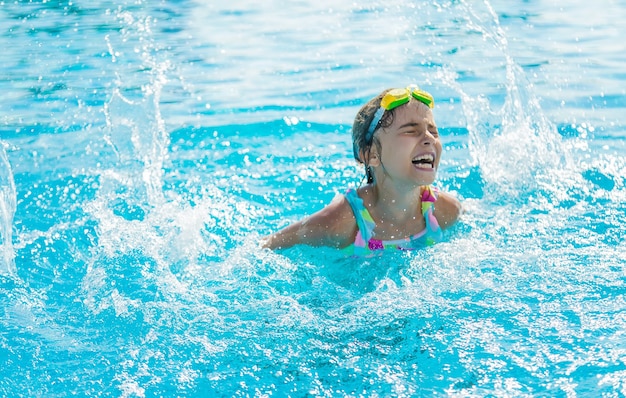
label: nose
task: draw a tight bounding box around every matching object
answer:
[421,130,435,145]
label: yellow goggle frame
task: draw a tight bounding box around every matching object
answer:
[381,87,434,110]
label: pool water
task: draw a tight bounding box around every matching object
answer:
[1,0,625,396]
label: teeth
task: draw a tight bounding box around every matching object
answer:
[412,153,435,169]
[412,154,434,162]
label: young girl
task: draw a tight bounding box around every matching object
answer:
[262,85,462,255]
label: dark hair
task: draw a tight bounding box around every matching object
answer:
[351,88,397,183]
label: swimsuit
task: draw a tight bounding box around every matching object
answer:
[342,185,443,256]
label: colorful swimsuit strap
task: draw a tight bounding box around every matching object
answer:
[344,188,376,244]
[421,185,441,236]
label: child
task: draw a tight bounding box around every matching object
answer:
[261,85,462,255]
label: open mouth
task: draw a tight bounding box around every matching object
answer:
[411,153,435,169]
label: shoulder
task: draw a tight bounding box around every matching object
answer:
[306,193,358,246]
[432,189,462,230]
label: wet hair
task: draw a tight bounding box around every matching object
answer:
[351,88,397,183]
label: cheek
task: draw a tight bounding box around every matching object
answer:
[435,141,443,162]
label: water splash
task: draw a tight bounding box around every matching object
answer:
[0,141,16,276]
[438,0,576,201]
[88,4,184,307]
[103,84,170,208]
[103,8,172,209]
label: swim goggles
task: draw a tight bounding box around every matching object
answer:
[355,86,435,159]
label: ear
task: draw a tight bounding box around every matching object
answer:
[362,147,381,167]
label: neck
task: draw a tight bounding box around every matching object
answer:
[368,180,423,222]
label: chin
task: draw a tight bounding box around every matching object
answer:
[413,167,437,184]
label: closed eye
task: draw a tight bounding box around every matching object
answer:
[397,122,439,137]
[398,125,439,138]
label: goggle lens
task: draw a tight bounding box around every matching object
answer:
[411,89,434,109]
[380,88,412,109]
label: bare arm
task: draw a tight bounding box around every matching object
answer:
[260,194,357,250]
[433,191,462,230]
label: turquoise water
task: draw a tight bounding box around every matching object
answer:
[1,0,625,396]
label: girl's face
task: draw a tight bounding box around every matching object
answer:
[373,100,442,186]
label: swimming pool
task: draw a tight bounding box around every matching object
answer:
[1,0,625,396]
